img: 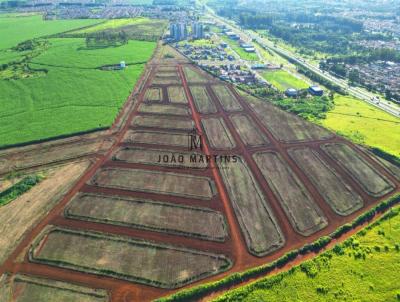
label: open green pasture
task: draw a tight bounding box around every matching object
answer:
[261,69,309,91]
[220,36,259,61]
[72,18,151,34]
[0,38,156,147]
[215,205,400,302]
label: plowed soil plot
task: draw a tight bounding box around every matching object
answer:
[189,86,217,114]
[90,167,216,200]
[374,157,400,181]
[152,76,181,85]
[289,148,363,216]
[230,114,269,147]
[131,115,194,131]
[321,143,395,197]
[156,71,179,78]
[144,88,162,102]
[202,117,236,150]
[243,93,333,142]
[219,157,284,256]
[167,86,188,104]
[138,103,190,116]
[114,147,207,169]
[211,85,242,112]
[30,227,232,288]
[183,66,209,83]
[253,152,328,236]
[0,274,108,302]
[123,130,188,148]
[65,193,228,241]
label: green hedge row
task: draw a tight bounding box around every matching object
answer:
[155,193,400,302]
[0,175,43,207]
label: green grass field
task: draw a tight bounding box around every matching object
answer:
[321,95,400,157]
[0,38,156,147]
[72,18,151,34]
[215,205,400,302]
[221,36,259,61]
[0,15,101,50]
[261,69,309,91]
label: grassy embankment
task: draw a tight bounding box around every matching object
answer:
[0,15,157,147]
[215,205,400,302]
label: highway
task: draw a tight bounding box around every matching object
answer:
[205,6,400,117]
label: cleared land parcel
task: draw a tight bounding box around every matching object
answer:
[211,85,242,112]
[131,115,194,131]
[230,114,269,147]
[202,117,236,150]
[167,86,188,104]
[123,130,189,148]
[190,86,217,114]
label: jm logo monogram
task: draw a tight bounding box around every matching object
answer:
[188,128,203,151]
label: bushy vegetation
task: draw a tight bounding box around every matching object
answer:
[155,193,400,302]
[0,174,43,206]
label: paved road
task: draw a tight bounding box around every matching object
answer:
[205,6,400,117]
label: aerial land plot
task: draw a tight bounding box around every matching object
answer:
[65,193,227,241]
[230,114,269,147]
[253,152,328,236]
[123,130,189,148]
[89,167,216,200]
[158,66,177,72]
[202,117,236,150]
[113,147,207,169]
[373,156,400,181]
[156,71,179,78]
[0,274,108,302]
[189,86,217,114]
[211,85,243,112]
[183,66,210,83]
[261,70,308,91]
[131,115,194,130]
[167,86,188,104]
[242,92,334,142]
[152,76,181,85]
[321,143,395,197]
[138,103,190,116]
[219,156,284,256]
[145,88,162,102]
[289,148,363,216]
[29,227,232,289]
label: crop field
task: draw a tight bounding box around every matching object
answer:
[253,152,328,236]
[145,88,162,102]
[0,274,109,302]
[230,113,269,147]
[202,117,236,150]
[214,206,400,302]
[114,147,207,169]
[219,157,285,256]
[167,86,188,104]
[138,103,190,115]
[131,115,194,130]
[90,167,216,200]
[123,130,189,147]
[190,86,217,114]
[261,70,309,91]
[321,143,395,197]
[65,193,227,241]
[30,227,231,288]
[0,37,156,147]
[289,148,364,216]
[211,85,243,112]
[242,92,334,142]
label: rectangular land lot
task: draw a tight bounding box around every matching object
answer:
[189,86,217,114]
[167,86,188,104]
[219,157,284,256]
[202,117,236,150]
[114,147,207,169]
[253,152,328,236]
[138,103,190,116]
[230,114,269,147]
[156,71,179,78]
[242,93,333,142]
[321,143,395,197]
[211,85,242,112]
[90,167,216,200]
[131,115,194,131]
[289,148,364,216]
[183,66,209,83]
[30,228,232,289]
[65,194,227,241]
[152,76,181,85]
[145,88,162,102]
[123,130,189,147]
[0,274,108,302]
